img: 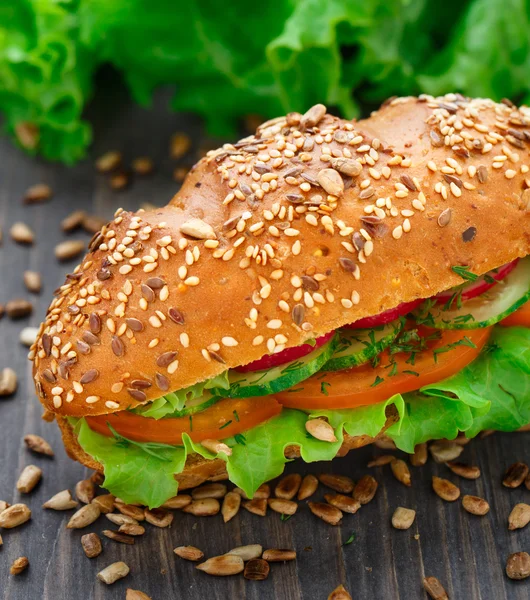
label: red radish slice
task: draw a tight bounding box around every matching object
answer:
[235,331,335,373]
[343,299,424,330]
[435,259,519,304]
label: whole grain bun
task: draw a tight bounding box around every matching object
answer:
[31,94,530,417]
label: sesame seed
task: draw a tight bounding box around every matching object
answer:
[222,337,238,347]
[86,396,100,404]
[184,276,200,286]
[505,169,517,179]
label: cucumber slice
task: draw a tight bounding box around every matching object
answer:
[214,335,338,398]
[169,394,220,417]
[414,256,530,329]
[322,320,403,371]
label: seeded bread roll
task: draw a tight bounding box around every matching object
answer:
[31,94,530,417]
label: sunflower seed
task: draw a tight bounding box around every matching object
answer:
[235,483,271,500]
[275,474,302,500]
[445,461,481,479]
[67,504,101,529]
[0,503,31,528]
[221,491,241,523]
[132,157,154,175]
[82,214,106,234]
[180,218,216,240]
[508,503,530,530]
[300,104,327,129]
[97,562,130,585]
[174,546,204,561]
[429,440,463,463]
[61,210,86,232]
[318,474,354,494]
[96,151,122,173]
[106,513,138,526]
[227,544,263,561]
[328,584,352,600]
[10,557,29,576]
[423,576,449,599]
[161,494,192,510]
[367,455,395,468]
[306,418,337,442]
[103,529,135,545]
[91,494,116,514]
[76,479,95,504]
[297,474,318,500]
[330,157,362,178]
[462,495,489,516]
[81,533,102,558]
[182,498,220,517]
[268,498,298,516]
[244,558,270,581]
[170,133,191,159]
[262,549,296,562]
[6,299,33,319]
[410,443,428,466]
[145,508,173,527]
[126,590,152,600]
[506,552,530,580]
[10,222,34,244]
[243,498,267,517]
[43,490,78,511]
[0,501,10,512]
[196,555,244,576]
[16,465,42,493]
[23,271,42,293]
[432,476,460,501]
[317,168,344,197]
[324,494,360,514]
[191,483,227,500]
[353,475,378,504]
[308,502,343,526]
[392,507,416,530]
[55,240,85,261]
[391,459,411,487]
[19,327,38,347]
[503,462,529,488]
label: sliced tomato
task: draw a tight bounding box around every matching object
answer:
[501,301,530,327]
[276,327,492,410]
[85,396,282,444]
[235,331,335,373]
[344,299,423,329]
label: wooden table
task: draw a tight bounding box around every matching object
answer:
[1,87,529,600]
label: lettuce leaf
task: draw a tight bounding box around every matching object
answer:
[74,326,530,507]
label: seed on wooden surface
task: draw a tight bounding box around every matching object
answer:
[173,166,189,182]
[95,151,121,173]
[16,465,42,493]
[91,471,105,485]
[200,439,232,456]
[119,523,145,536]
[324,494,360,514]
[429,440,464,463]
[268,498,298,516]
[0,368,17,396]
[61,210,86,232]
[116,503,145,521]
[10,222,34,244]
[391,459,411,487]
[0,501,10,512]
[392,507,416,530]
[174,546,204,561]
[328,584,352,600]
[306,418,337,442]
[0,534,2,547]
[353,475,378,504]
[21,328,37,348]
[106,513,138,526]
[196,555,244,576]
[55,240,85,261]
[374,436,397,450]
[82,214,106,234]
[67,503,101,529]
[109,171,129,190]
[262,548,297,562]
[308,502,343,526]
[144,508,173,527]
[318,474,354,494]
[461,495,489,516]
[432,476,460,502]
[10,557,29,575]
[227,544,263,561]
[0,503,31,528]
[76,479,96,504]
[132,157,154,175]
[222,491,241,523]
[15,122,39,149]
[508,503,530,530]
[367,455,395,468]
[103,529,135,545]
[423,576,449,599]
[235,484,270,500]
[182,498,220,517]
[298,474,318,500]
[97,561,130,585]
[170,133,191,159]
[162,495,192,510]
[503,462,529,488]
[91,494,116,514]
[23,271,41,293]
[243,498,267,517]
[244,558,270,581]
[6,299,33,319]
[446,461,481,479]
[81,532,102,558]
[24,183,52,203]
[410,443,428,467]
[506,552,530,580]
[43,490,78,510]
[275,473,302,500]
[126,590,152,600]
[191,483,227,500]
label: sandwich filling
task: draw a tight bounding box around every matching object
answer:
[71,257,530,507]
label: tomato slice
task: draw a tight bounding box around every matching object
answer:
[276,327,492,410]
[500,301,530,327]
[344,299,423,329]
[85,396,282,444]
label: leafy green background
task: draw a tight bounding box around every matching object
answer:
[1,0,530,162]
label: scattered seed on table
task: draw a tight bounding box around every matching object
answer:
[67,504,101,529]
[126,590,152,600]
[144,508,173,527]
[410,443,428,467]
[110,171,129,191]
[324,494,360,514]
[91,494,116,514]
[429,440,463,463]
[116,503,145,521]
[508,503,530,530]
[170,133,191,159]
[82,214,106,234]
[503,462,529,488]
[0,501,10,512]
[0,503,31,528]
[24,183,52,204]
[227,544,263,561]
[423,576,449,599]
[10,557,29,575]
[318,474,354,494]
[173,166,189,182]
[132,157,154,175]
[174,546,204,562]
[262,549,296,562]
[308,502,343,526]
[182,498,220,517]
[97,561,130,585]
[392,507,416,530]
[243,498,267,517]
[162,495,192,510]
[506,552,530,580]
[91,471,105,485]
[221,491,241,523]
[446,462,481,479]
[23,271,41,293]
[76,479,95,504]
[95,151,122,173]
[432,476,460,502]
[61,210,86,232]
[43,490,78,511]
[298,474,319,500]
[244,558,270,581]
[16,465,42,493]
[55,240,85,261]
[120,523,145,536]
[19,327,38,347]
[6,299,33,319]
[10,222,34,244]
[0,368,17,396]
[462,495,489,516]
[367,455,395,468]
[275,474,302,500]
[196,555,244,576]
[191,483,227,500]
[268,498,298,516]
[235,484,270,500]
[328,584,352,600]
[103,530,135,545]
[81,533,102,558]
[353,475,378,504]
[391,459,411,487]
[106,513,138,526]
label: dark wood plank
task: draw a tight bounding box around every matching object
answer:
[1,85,529,600]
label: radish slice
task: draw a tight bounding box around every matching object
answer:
[343,299,424,330]
[435,259,519,304]
[235,331,335,373]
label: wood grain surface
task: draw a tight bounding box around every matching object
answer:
[1,85,530,600]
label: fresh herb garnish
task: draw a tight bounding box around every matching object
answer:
[234,433,246,445]
[433,336,477,362]
[343,531,356,546]
[451,265,478,282]
[219,420,233,430]
[107,424,175,461]
[371,375,385,387]
[320,381,331,396]
[281,513,293,522]
[233,409,240,422]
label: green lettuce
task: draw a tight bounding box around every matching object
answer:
[74,326,530,508]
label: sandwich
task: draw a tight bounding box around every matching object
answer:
[30,94,530,509]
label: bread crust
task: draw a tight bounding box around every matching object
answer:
[31,94,530,417]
